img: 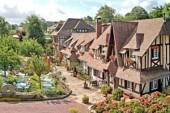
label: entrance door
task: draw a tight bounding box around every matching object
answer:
[158,79,162,92]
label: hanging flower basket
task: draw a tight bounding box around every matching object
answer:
[109,55,115,60]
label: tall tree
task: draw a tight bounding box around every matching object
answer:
[20,38,44,57]
[0,16,9,37]
[95,5,115,23]
[29,55,50,89]
[163,3,170,20]
[125,6,149,20]
[83,16,94,23]
[25,15,45,46]
[149,6,163,18]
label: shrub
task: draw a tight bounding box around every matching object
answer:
[44,90,56,97]
[112,89,123,101]
[101,85,110,97]
[6,75,17,84]
[69,107,79,113]
[82,94,89,104]
[133,107,144,113]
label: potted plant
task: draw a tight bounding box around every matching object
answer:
[69,108,79,113]
[82,94,89,104]
[101,84,110,97]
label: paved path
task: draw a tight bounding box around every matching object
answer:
[0,100,88,113]
[56,66,105,109]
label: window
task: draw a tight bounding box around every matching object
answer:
[129,49,135,61]
[151,46,159,60]
[119,79,122,86]
[127,81,132,90]
[151,80,158,90]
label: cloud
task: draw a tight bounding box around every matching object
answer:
[164,0,170,3]
[0,5,33,24]
[56,8,66,14]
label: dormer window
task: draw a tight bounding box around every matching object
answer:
[129,49,135,61]
[151,46,159,60]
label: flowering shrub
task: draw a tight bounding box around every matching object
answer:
[112,89,123,101]
[91,91,170,113]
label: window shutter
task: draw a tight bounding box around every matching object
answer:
[125,80,127,88]
[151,49,154,58]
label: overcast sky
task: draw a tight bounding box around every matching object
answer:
[0,0,169,24]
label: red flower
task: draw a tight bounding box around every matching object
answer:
[153,104,159,108]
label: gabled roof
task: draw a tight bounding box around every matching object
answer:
[52,18,95,38]
[112,21,137,66]
[123,18,165,56]
[90,25,111,49]
[74,20,95,31]
[69,32,95,48]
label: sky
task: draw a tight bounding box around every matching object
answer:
[0,0,170,24]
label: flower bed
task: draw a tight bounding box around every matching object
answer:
[91,91,170,113]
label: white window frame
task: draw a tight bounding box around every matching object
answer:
[127,81,132,90]
[152,48,159,60]
[151,80,158,90]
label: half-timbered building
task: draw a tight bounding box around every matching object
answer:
[115,18,170,97]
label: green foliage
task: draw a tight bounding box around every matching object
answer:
[125,6,149,20]
[29,55,50,88]
[20,38,44,57]
[0,76,3,91]
[0,36,20,53]
[44,89,56,97]
[163,3,170,20]
[83,16,93,23]
[25,15,45,46]
[101,84,110,97]
[6,75,18,84]
[95,5,115,23]
[69,107,79,113]
[112,89,123,101]
[0,48,21,77]
[0,16,9,37]
[149,6,163,18]
[82,94,89,104]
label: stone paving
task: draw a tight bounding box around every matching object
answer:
[56,66,105,109]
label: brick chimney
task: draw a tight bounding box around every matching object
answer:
[96,16,102,38]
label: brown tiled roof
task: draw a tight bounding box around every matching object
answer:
[112,21,137,66]
[123,33,144,49]
[90,25,111,49]
[55,18,95,38]
[116,66,170,83]
[48,22,63,31]
[130,18,164,56]
[69,32,96,48]
[74,20,95,31]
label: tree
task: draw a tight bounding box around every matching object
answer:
[25,15,45,46]
[125,6,149,20]
[95,5,115,23]
[101,84,111,97]
[149,6,163,18]
[83,16,93,22]
[163,3,170,20]
[0,48,21,77]
[0,36,20,53]
[29,55,50,89]
[114,14,124,21]
[0,16,9,37]
[20,38,44,57]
